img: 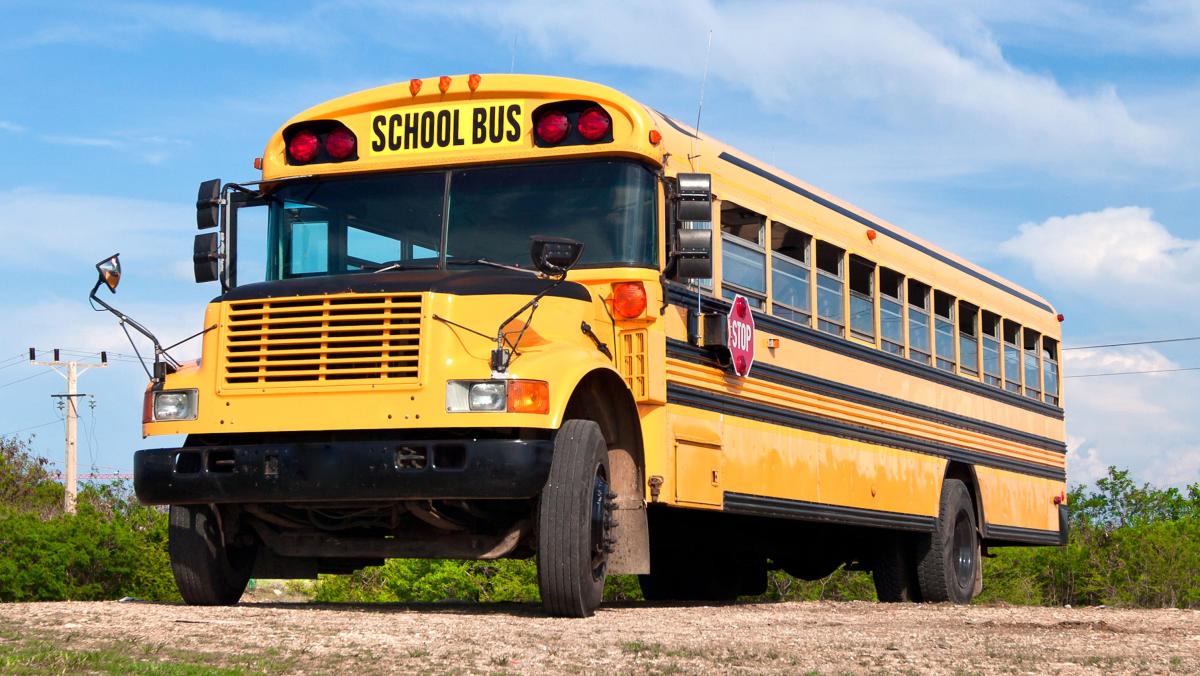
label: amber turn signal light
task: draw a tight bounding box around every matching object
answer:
[508,380,549,414]
[612,281,647,319]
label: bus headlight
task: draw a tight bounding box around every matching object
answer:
[151,389,198,421]
[446,380,548,413]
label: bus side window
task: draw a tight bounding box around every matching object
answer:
[981,311,1002,387]
[770,223,811,326]
[907,280,931,365]
[879,268,904,356]
[849,256,876,342]
[1023,328,1042,400]
[1043,337,1060,405]
[959,302,980,378]
[1003,320,1022,394]
[720,202,766,308]
[815,242,846,337]
[934,291,956,372]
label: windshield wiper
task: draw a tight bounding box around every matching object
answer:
[446,259,536,274]
[370,261,438,274]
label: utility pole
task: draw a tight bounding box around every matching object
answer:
[28,348,107,514]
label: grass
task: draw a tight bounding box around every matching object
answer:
[0,628,298,675]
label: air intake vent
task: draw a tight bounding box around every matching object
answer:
[221,293,422,387]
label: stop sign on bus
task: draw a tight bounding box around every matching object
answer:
[727,294,755,377]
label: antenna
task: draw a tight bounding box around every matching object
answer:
[689,29,714,166]
[511,35,517,73]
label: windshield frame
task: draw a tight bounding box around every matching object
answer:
[261,158,661,281]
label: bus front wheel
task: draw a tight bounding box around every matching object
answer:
[168,505,254,605]
[537,419,613,617]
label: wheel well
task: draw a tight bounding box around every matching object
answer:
[562,369,645,491]
[945,461,984,532]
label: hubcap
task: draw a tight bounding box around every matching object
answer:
[590,470,615,577]
[952,509,975,585]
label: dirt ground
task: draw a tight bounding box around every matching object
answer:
[1,597,1197,674]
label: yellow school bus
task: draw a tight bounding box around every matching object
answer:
[103,74,1065,617]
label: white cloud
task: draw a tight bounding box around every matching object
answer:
[0,187,192,277]
[0,120,25,133]
[1062,346,1200,486]
[423,0,1173,175]
[1000,206,1200,308]
[40,132,190,164]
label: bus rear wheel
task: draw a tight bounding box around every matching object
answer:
[537,419,613,617]
[915,478,979,603]
[168,505,254,605]
[871,532,922,602]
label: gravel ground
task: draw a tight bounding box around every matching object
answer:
[1,598,1198,674]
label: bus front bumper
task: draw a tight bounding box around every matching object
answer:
[133,436,554,505]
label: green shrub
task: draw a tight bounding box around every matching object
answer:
[0,436,177,602]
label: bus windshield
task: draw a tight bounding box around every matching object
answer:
[265,159,657,279]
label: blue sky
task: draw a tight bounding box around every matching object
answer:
[1,1,1198,485]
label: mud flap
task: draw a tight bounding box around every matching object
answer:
[607,498,650,574]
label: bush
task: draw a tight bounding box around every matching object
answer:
[0,436,177,602]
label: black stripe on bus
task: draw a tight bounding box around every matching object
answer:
[665,284,1065,420]
[983,523,1063,546]
[667,338,1066,454]
[667,383,1066,482]
[723,492,937,532]
[716,151,1056,314]
[652,110,699,139]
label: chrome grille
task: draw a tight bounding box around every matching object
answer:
[222,293,422,386]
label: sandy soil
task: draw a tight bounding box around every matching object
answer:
[1,598,1197,674]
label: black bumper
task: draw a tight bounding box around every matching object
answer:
[134,436,554,505]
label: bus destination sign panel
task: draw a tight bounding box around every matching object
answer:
[728,294,755,377]
[369,101,524,156]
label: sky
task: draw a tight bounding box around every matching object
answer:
[1,0,1198,486]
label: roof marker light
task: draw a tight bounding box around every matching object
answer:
[409,78,422,96]
[468,73,482,92]
[439,76,452,94]
[867,229,878,241]
[253,157,263,170]
[648,129,662,145]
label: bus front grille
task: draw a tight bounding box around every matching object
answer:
[221,293,422,387]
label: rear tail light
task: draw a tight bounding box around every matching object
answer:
[324,128,357,160]
[612,282,647,318]
[576,107,612,141]
[287,130,320,164]
[535,110,570,144]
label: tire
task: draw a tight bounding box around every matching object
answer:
[872,531,922,603]
[915,478,979,603]
[537,419,613,617]
[168,505,254,605]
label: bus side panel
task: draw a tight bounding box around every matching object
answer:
[976,466,1063,533]
[664,403,944,520]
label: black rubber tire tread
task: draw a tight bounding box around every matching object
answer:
[168,505,253,606]
[916,478,978,603]
[871,531,923,603]
[537,419,609,617]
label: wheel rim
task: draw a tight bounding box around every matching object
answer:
[589,468,612,579]
[952,509,975,585]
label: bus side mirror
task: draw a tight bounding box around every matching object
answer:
[673,228,712,280]
[196,179,221,230]
[675,173,712,222]
[193,232,219,283]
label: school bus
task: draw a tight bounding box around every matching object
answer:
[104,74,1066,617]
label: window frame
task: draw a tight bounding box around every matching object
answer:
[718,201,767,308]
[769,221,813,327]
[814,241,847,337]
[906,279,932,365]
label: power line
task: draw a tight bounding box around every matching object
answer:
[0,370,51,390]
[1,418,62,436]
[1064,336,1200,351]
[1065,366,1200,379]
